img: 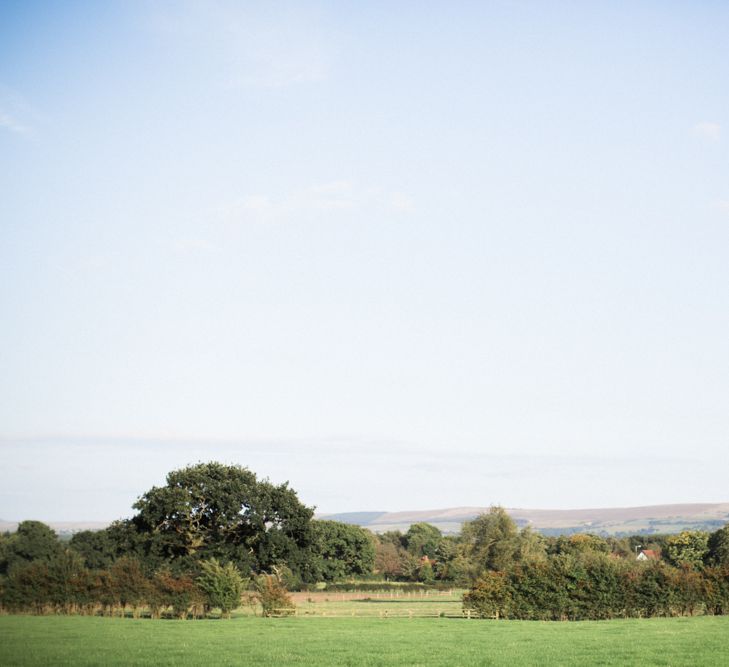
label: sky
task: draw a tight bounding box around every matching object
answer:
[1,1,728,522]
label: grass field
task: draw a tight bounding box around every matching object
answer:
[2,614,729,666]
[283,589,464,618]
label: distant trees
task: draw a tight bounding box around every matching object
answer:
[404,523,443,560]
[374,542,402,580]
[550,533,610,556]
[0,521,63,575]
[372,524,450,583]
[69,529,115,570]
[460,515,729,621]
[707,525,729,567]
[461,506,545,573]
[462,506,519,572]
[664,531,709,568]
[4,467,729,623]
[311,521,375,581]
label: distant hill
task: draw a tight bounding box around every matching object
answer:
[0,519,110,537]
[318,502,729,536]
[4,502,729,538]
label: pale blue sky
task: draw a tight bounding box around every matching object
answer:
[1,2,728,521]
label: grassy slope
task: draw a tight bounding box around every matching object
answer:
[2,615,729,666]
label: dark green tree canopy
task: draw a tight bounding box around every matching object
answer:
[404,523,443,559]
[131,462,315,578]
[0,521,63,575]
[312,520,376,581]
[706,525,729,567]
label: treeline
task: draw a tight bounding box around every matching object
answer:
[464,556,729,620]
[458,508,729,620]
[3,462,729,620]
[0,544,293,618]
[1,463,373,616]
[370,511,707,587]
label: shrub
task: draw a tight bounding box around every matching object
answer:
[108,557,149,617]
[463,571,510,618]
[196,559,244,618]
[152,570,205,619]
[253,567,295,617]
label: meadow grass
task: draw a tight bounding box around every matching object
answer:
[282,589,464,617]
[2,614,729,666]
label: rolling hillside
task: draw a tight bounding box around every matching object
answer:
[319,502,729,536]
[4,502,729,537]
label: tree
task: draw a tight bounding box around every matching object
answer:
[150,570,205,619]
[463,570,510,618]
[706,524,729,567]
[108,556,149,617]
[0,521,63,575]
[461,507,520,574]
[552,533,609,556]
[417,557,435,584]
[374,541,403,579]
[404,523,442,559]
[399,551,421,581]
[378,531,406,549]
[515,527,548,564]
[311,521,375,581]
[131,463,315,579]
[253,567,295,616]
[664,531,709,569]
[433,537,462,581]
[71,520,164,573]
[69,530,115,570]
[196,558,245,618]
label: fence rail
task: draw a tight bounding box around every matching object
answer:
[266,608,477,619]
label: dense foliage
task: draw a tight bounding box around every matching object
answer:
[461,516,729,620]
[3,462,729,621]
[311,520,376,581]
[130,462,316,579]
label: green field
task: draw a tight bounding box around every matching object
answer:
[2,615,729,666]
[284,588,464,618]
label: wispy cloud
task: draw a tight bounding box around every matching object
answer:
[0,111,31,135]
[147,2,329,89]
[2,434,721,519]
[222,181,415,224]
[692,121,721,142]
[716,200,729,215]
[0,85,39,137]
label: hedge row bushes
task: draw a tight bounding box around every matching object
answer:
[463,554,729,620]
[0,553,271,619]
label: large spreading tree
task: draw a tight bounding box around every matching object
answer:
[130,462,316,579]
